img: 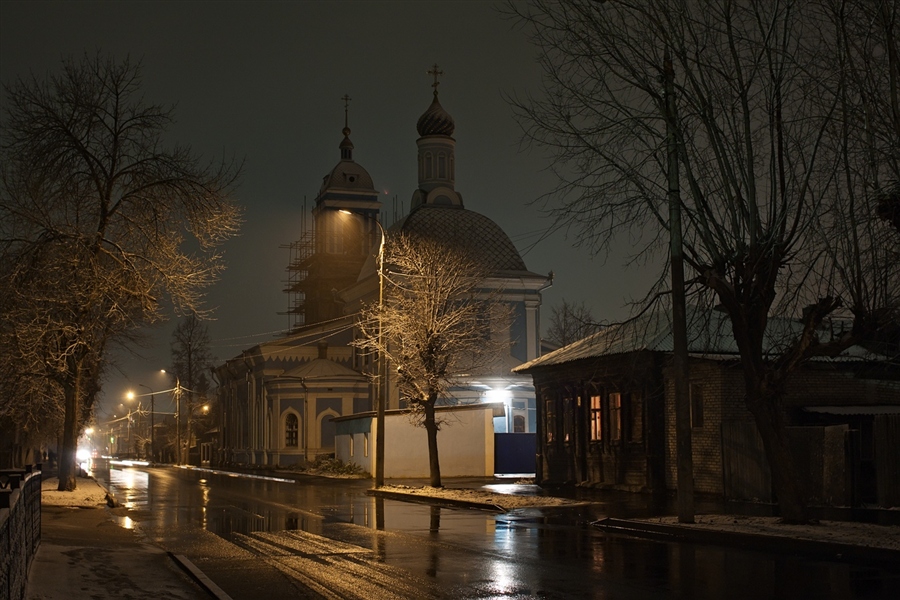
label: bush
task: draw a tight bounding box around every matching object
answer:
[310,456,368,477]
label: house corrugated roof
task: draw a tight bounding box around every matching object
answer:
[515,306,880,373]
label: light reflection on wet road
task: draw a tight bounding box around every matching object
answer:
[103,465,898,599]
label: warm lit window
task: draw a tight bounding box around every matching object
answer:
[349,435,355,457]
[630,392,643,442]
[285,414,299,447]
[690,384,704,428]
[590,395,602,441]
[364,433,369,457]
[609,392,622,441]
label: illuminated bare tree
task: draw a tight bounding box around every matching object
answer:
[510,0,899,521]
[353,234,511,488]
[0,54,241,489]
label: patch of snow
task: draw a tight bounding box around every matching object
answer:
[643,515,900,551]
[379,484,584,510]
[40,476,108,507]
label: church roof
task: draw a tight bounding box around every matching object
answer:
[395,205,528,273]
[416,92,455,137]
[320,158,375,194]
[319,110,376,195]
[514,306,884,373]
[281,357,364,380]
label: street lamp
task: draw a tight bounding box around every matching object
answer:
[339,209,387,487]
[126,370,167,463]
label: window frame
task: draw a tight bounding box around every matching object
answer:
[285,413,299,448]
[590,394,602,442]
[629,391,643,443]
[609,392,622,443]
[690,383,704,429]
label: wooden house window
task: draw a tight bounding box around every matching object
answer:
[590,395,602,441]
[545,398,557,443]
[690,384,704,428]
[285,414,299,447]
[609,392,622,442]
[563,397,574,443]
[630,392,643,442]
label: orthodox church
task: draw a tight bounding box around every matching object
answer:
[213,71,551,477]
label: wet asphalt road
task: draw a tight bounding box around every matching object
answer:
[99,465,898,599]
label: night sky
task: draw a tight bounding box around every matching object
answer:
[1,1,651,413]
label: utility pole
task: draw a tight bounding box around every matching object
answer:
[665,48,694,523]
[175,378,182,465]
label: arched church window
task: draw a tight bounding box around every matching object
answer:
[513,414,526,433]
[450,156,455,180]
[438,153,447,179]
[425,152,433,179]
[285,413,299,447]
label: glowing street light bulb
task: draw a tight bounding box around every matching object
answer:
[126,391,135,400]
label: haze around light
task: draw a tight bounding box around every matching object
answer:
[0,1,653,415]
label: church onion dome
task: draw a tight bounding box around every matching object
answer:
[416,93,455,137]
[399,206,527,273]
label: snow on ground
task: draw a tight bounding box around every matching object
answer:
[381,485,900,550]
[379,484,585,510]
[39,476,108,507]
[642,514,900,550]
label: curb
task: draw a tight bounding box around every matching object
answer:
[366,488,504,512]
[89,476,119,508]
[169,552,234,600]
[593,517,900,565]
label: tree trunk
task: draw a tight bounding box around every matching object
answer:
[712,274,811,522]
[746,386,809,523]
[423,400,442,488]
[58,364,82,491]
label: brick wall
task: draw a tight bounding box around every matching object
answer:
[1,468,41,600]
[662,359,900,496]
[662,359,746,494]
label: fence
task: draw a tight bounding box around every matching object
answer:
[0,465,41,600]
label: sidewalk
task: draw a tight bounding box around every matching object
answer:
[26,475,226,600]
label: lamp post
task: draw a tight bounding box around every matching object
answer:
[339,209,386,487]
